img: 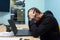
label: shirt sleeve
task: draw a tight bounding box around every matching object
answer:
[28,16,53,36]
[28,19,39,37]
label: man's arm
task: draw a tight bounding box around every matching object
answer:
[28,19,39,37]
[29,16,53,36]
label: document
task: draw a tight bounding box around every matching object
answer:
[0,38,20,40]
[0,32,14,36]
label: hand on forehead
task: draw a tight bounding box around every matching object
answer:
[29,9,34,14]
[28,9,36,19]
[29,9,36,15]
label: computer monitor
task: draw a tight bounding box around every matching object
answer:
[0,0,10,12]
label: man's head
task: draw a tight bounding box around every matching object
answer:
[28,7,43,21]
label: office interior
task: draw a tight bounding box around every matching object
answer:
[0,0,60,38]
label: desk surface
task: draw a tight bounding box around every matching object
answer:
[0,25,40,40]
[0,36,40,40]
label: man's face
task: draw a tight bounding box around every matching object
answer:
[35,13,41,21]
[28,9,41,21]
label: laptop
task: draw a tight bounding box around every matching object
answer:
[8,20,31,36]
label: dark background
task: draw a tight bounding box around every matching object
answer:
[0,0,10,12]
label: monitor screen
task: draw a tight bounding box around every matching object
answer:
[0,0,10,12]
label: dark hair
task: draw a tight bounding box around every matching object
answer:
[28,7,41,14]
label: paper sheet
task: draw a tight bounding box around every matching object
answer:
[0,32,14,36]
[0,38,20,40]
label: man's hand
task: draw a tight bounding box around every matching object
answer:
[28,9,35,19]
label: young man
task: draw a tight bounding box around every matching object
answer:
[28,7,59,40]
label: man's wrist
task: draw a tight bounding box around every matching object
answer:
[29,18,32,21]
[29,18,36,23]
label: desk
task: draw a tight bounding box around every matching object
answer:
[0,25,40,40]
[0,25,6,32]
[0,36,40,40]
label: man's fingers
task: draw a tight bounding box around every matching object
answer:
[29,9,34,15]
[28,9,36,19]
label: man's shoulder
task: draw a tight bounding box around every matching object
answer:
[43,13,53,19]
[44,10,54,17]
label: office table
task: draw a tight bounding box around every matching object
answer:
[0,25,40,40]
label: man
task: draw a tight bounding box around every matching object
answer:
[28,7,59,40]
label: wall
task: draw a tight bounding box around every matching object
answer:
[25,0,45,24]
[0,0,60,25]
[45,0,60,25]
[0,0,45,25]
[0,12,11,25]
